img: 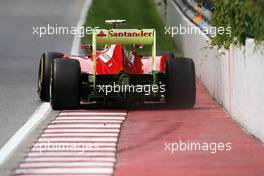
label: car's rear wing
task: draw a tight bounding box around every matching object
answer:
[92,29,156,88]
[94,29,155,45]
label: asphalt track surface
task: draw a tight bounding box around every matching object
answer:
[0,0,84,148]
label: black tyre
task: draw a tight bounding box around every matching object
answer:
[50,59,81,110]
[37,52,63,101]
[165,56,196,108]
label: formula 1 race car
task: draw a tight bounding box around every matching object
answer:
[37,20,196,110]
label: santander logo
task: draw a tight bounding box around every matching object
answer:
[97,30,153,37]
[97,31,107,37]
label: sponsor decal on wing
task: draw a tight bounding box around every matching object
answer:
[99,45,115,63]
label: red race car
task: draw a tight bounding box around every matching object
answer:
[37,20,196,110]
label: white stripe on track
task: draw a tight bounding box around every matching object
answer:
[15,174,111,176]
[15,168,113,175]
[27,152,115,157]
[46,124,121,128]
[31,147,116,152]
[52,120,123,123]
[19,162,114,168]
[44,129,120,133]
[56,116,126,120]
[41,133,119,137]
[0,103,51,165]
[24,156,116,162]
[37,137,118,142]
[70,0,93,55]
[60,112,126,116]
[32,142,116,147]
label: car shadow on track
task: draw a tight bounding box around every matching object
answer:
[79,102,205,111]
[128,103,199,111]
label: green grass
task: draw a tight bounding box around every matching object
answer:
[82,0,179,55]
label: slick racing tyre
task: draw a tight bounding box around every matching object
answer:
[165,56,196,108]
[37,52,63,101]
[50,59,81,110]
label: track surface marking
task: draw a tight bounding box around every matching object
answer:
[14,111,126,176]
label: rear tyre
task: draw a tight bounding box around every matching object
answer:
[50,59,81,110]
[37,52,63,101]
[165,56,196,108]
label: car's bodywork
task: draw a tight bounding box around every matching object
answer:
[62,28,167,103]
[37,20,196,109]
[64,44,167,75]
